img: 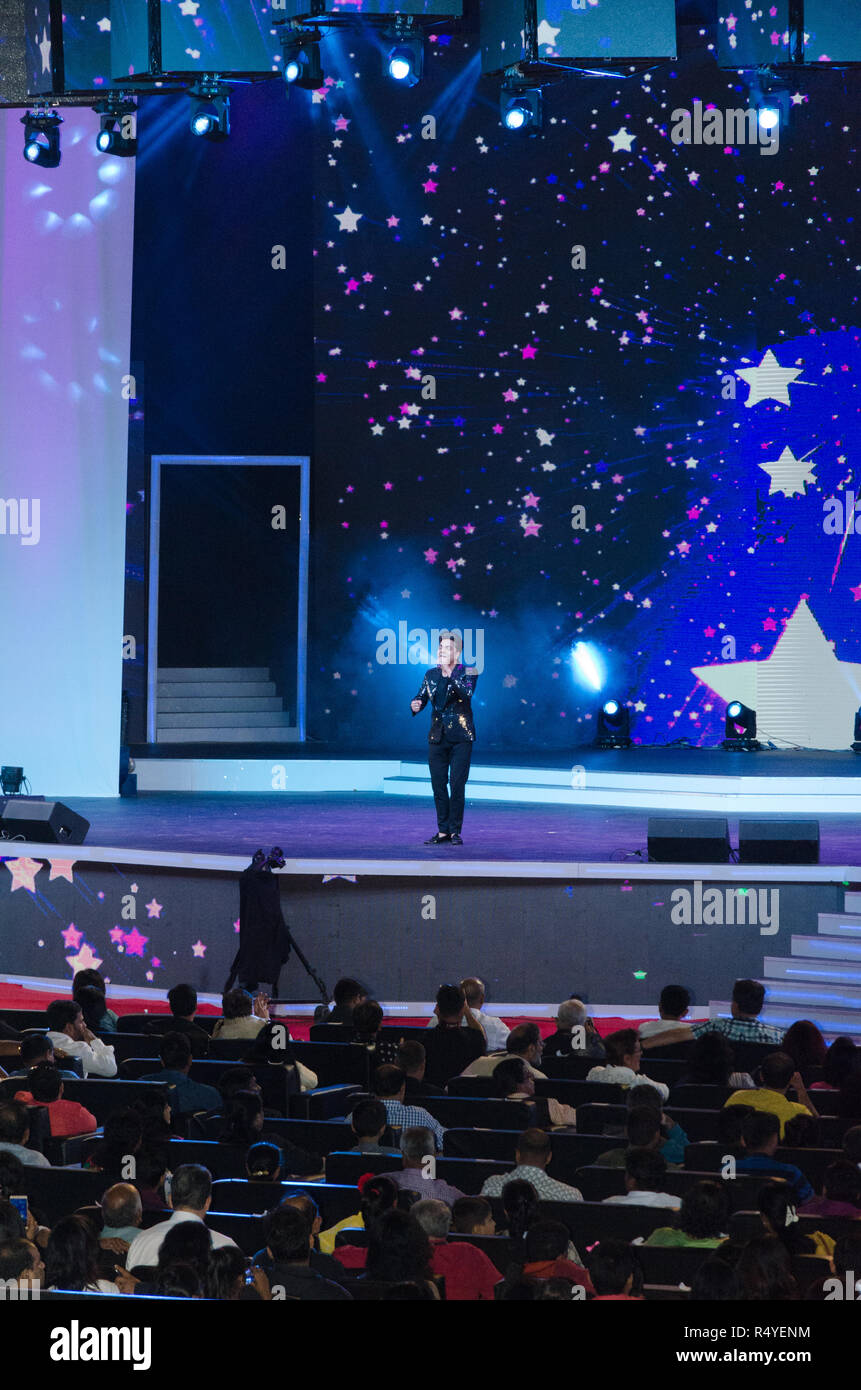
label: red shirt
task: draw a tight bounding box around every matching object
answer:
[14,1091,98,1138]
[333,1245,368,1271]
[522,1257,595,1294]
[429,1241,502,1301]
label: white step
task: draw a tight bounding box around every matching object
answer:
[155,727,300,743]
[845,892,861,913]
[158,711,293,729]
[158,681,277,699]
[159,697,284,713]
[759,1003,861,1035]
[790,935,861,962]
[766,956,861,987]
[817,912,861,938]
[158,667,271,681]
[760,978,861,1008]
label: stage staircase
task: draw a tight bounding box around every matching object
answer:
[156,667,297,743]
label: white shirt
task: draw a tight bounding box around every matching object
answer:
[126,1209,237,1271]
[585,1064,669,1102]
[602,1190,681,1209]
[638,1019,685,1039]
[46,1030,117,1078]
[427,1009,510,1053]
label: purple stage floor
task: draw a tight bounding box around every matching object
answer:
[57,792,861,866]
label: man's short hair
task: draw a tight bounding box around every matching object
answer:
[732,978,766,1016]
[374,1065,405,1098]
[588,1239,641,1297]
[626,1110,660,1147]
[659,984,691,1019]
[352,1000,383,1035]
[170,1164,212,1211]
[396,1041,426,1074]
[506,1023,541,1056]
[27,1062,62,1103]
[100,1183,142,1230]
[264,1203,312,1262]
[73,968,106,996]
[626,1084,663,1113]
[450,1196,492,1234]
[221,988,253,1020]
[842,1125,861,1163]
[603,1028,639,1066]
[461,978,484,1007]
[759,1051,796,1091]
[556,999,587,1029]
[0,1101,29,1146]
[0,1238,35,1281]
[400,1127,435,1163]
[741,1109,780,1149]
[525,1220,568,1263]
[494,1057,528,1097]
[45,999,80,1033]
[679,1180,729,1240]
[515,1128,551,1164]
[351,1098,388,1138]
[19,1035,53,1067]
[168,983,198,1017]
[435,984,465,1018]
[411,1199,451,1240]
[332,977,365,1008]
[625,1147,667,1188]
[246,1143,281,1179]
[159,1031,193,1070]
[439,631,463,654]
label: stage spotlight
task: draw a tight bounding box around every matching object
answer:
[852,709,861,754]
[21,109,62,167]
[188,82,230,141]
[500,85,543,133]
[758,105,780,132]
[596,699,632,750]
[280,28,324,90]
[95,99,137,157]
[1,767,25,795]
[722,700,760,751]
[386,35,423,86]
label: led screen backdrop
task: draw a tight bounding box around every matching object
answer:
[0,109,134,795]
[308,27,861,752]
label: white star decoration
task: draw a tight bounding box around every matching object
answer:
[536,19,560,48]
[759,446,818,497]
[38,27,51,75]
[334,207,363,233]
[692,600,861,750]
[609,128,636,152]
[735,349,804,408]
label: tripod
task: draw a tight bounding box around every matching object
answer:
[225,848,329,1015]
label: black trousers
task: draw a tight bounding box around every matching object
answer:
[428,739,472,833]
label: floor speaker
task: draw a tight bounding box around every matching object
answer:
[647,817,731,864]
[738,820,820,865]
[0,799,90,845]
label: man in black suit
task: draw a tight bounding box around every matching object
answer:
[410,632,478,845]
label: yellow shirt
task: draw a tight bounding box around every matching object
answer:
[318,1211,363,1255]
[724,1087,810,1139]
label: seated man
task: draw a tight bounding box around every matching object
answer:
[212,988,269,1041]
[644,978,784,1049]
[724,1051,817,1139]
[461,1022,547,1081]
[139,1033,222,1116]
[145,984,210,1056]
[263,1205,352,1301]
[0,1100,51,1167]
[327,977,368,1026]
[4,1034,79,1081]
[125,1164,238,1270]
[373,1065,445,1153]
[595,1089,689,1167]
[99,1182,144,1256]
[426,977,510,1054]
[421,985,486,1087]
[800,1160,861,1219]
[586,1029,670,1101]
[412,1198,502,1300]
[13,1063,97,1138]
[386,1126,465,1205]
[734,1109,814,1204]
[638,984,691,1041]
[587,1239,644,1301]
[44,999,117,1078]
[451,1196,496,1237]
[520,1220,594,1292]
[601,1147,681,1209]
[494,1056,576,1129]
[480,1127,583,1202]
[595,1107,666,1168]
[397,1041,446,1098]
[348,1098,400,1155]
[542,999,606,1061]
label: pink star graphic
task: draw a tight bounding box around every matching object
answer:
[66,942,102,974]
[522,519,542,537]
[191,940,207,958]
[145,899,163,919]
[109,925,126,944]
[387,216,399,227]
[62,923,83,949]
[522,492,540,508]
[851,585,861,602]
[422,179,438,193]
[334,115,350,131]
[48,859,76,883]
[124,927,149,958]
[5,857,42,893]
[423,548,438,563]
[677,541,691,554]
[234,918,241,934]
[521,344,538,360]
[151,958,161,969]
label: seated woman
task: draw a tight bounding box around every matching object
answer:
[45,1214,120,1293]
[218,1090,322,1178]
[643,1179,730,1248]
[73,969,118,1032]
[674,1030,754,1092]
[212,988,269,1041]
[493,1056,576,1129]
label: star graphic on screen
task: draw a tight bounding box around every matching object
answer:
[48,859,76,883]
[66,942,102,974]
[191,940,207,957]
[735,350,804,407]
[522,492,540,508]
[145,899,163,919]
[152,958,161,969]
[5,857,42,893]
[234,918,241,933]
[521,518,542,537]
[692,599,861,750]
[334,206,363,233]
[97,17,111,32]
[124,927,149,958]
[178,0,200,14]
[110,925,126,944]
[322,875,357,883]
[536,19,560,48]
[759,446,818,496]
[61,923,83,949]
[38,27,51,74]
[536,429,555,446]
[609,127,636,152]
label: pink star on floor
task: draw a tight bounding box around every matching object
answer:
[48,859,76,883]
[109,925,126,944]
[66,942,102,974]
[5,857,42,893]
[62,923,83,949]
[191,940,206,958]
[145,899,163,919]
[124,927,149,958]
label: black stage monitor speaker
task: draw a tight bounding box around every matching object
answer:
[738,820,820,865]
[648,817,731,864]
[0,799,90,845]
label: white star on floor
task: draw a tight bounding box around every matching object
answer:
[334,206,363,233]
[609,127,636,152]
[759,445,817,497]
[735,349,804,408]
[692,599,861,750]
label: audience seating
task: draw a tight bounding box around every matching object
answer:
[729,1209,859,1242]
[683,1141,848,1190]
[573,1164,765,1211]
[324,1150,513,1194]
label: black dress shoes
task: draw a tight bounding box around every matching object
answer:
[424,832,450,845]
[448,833,463,845]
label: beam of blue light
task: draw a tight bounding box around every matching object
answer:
[571,641,604,692]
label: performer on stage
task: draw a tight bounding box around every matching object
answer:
[410,632,479,845]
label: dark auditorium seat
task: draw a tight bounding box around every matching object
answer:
[446,1232,513,1274]
[447,1075,625,1108]
[293,1084,362,1121]
[442,1128,614,1181]
[0,1077,166,1125]
[573,1164,765,1211]
[197,1114,355,1154]
[211,1181,360,1230]
[488,1197,676,1248]
[576,1102,723,1143]
[166,1138,248,1179]
[211,1178,320,1214]
[684,1141,845,1190]
[729,1209,858,1243]
[324,1150,513,1194]
[667,1085,735,1108]
[16,1166,110,1225]
[117,1013,217,1035]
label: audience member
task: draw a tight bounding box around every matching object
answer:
[451,1196,496,1237]
[263,1204,352,1300]
[586,1028,670,1100]
[323,1173,399,1259]
[493,1056,576,1127]
[587,1240,644,1301]
[348,1098,399,1154]
[363,1209,437,1295]
[737,1234,800,1300]
[396,1041,446,1098]
[45,1214,119,1293]
[218,1089,322,1176]
[816,1036,857,1090]
[244,1022,318,1092]
[386,1126,465,1204]
[72,969,118,1031]
[0,1237,44,1290]
[373,1065,445,1152]
[85,1109,143,1179]
[520,1219,594,1293]
[595,1107,664,1167]
[145,984,210,1056]
[842,1125,861,1169]
[734,1111,814,1203]
[461,1022,547,1081]
[690,1259,743,1300]
[3,1034,79,1081]
[327,978,368,1025]
[245,1141,281,1181]
[725,1052,817,1138]
[0,1099,51,1167]
[74,985,114,1039]
[799,1160,861,1219]
[757,1182,834,1261]
[421,985,486,1086]
[638,984,692,1040]
[781,1019,827,1077]
[45,999,117,1077]
[125,1165,238,1270]
[675,1030,754,1090]
[139,1033,222,1116]
[480,1128,583,1201]
[602,1148,681,1208]
[426,977,510,1053]
[14,1063,97,1137]
[205,1246,268,1301]
[645,979,784,1048]
[411,1198,502,1299]
[542,998,606,1061]
[212,988,269,1040]
[99,1183,143,1254]
[644,1180,730,1248]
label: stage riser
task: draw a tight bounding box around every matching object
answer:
[816,914,861,937]
[766,955,861,985]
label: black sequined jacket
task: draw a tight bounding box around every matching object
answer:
[411,664,478,744]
